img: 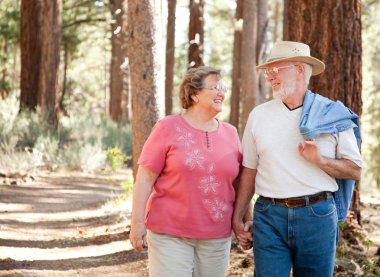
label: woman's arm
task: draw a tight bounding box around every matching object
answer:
[130,165,159,252]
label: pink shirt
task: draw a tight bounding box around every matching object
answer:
[138,115,242,239]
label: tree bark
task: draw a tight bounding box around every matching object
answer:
[284,0,362,223]
[60,43,69,116]
[165,0,176,116]
[109,0,128,123]
[20,0,62,127]
[240,0,258,135]
[1,42,9,99]
[256,0,268,106]
[38,0,62,127]
[20,0,42,111]
[188,0,205,68]
[128,0,162,178]
[229,0,244,129]
[272,0,282,43]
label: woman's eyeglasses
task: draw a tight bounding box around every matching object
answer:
[203,84,228,94]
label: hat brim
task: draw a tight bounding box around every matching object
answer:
[256,56,325,76]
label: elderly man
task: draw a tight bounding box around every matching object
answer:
[232,41,362,277]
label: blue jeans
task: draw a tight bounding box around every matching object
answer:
[253,193,338,277]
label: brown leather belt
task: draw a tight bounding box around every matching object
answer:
[259,192,329,208]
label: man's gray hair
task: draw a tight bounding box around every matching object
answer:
[304,63,312,86]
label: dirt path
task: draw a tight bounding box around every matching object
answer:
[0,171,378,276]
[0,171,252,276]
[0,170,150,276]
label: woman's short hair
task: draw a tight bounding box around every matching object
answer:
[179,66,221,109]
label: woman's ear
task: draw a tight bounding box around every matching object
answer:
[191,94,199,104]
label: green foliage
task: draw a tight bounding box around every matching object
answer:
[363,257,380,277]
[0,96,131,173]
[205,0,234,76]
[204,0,235,121]
[0,0,20,96]
[62,0,109,55]
[106,147,133,206]
[107,147,130,172]
[0,0,20,43]
[336,222,380,276]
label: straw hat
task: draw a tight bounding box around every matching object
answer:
[256,41,325,76]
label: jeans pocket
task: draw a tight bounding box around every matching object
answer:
[309,199,336,217]
[254,198,272,212]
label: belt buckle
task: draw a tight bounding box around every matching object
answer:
[284,199,292,208]
[284,199,300,208]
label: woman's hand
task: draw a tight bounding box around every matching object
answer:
[238,220,253,250]
[130,221,148,252]
[233,219,253,250]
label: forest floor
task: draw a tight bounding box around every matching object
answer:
[0,170,379,277]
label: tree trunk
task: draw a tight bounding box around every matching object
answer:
[229,0,244,130]
[284,0,362,223]
[20,0,62,127]
[128,0,162,178]
[109,0,128,122]
[59,43,69,116]
[188,0,205,68]
[1,41,8,99]
[165,0,176,116]
[38,0,62,127]
[121,57,130,125]
[256,0,268,106]
[20,0,42,111]
[240,0,258,135]
[272,0,282,43]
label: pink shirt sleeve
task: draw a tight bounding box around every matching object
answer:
[138,120,168,174]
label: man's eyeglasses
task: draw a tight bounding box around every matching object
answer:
[203,84,228,94]
[263,65,296,77]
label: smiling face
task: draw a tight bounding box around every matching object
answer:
[193,74,226,115]
[264,61,299,101]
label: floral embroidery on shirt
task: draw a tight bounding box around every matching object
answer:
[176,125,195,148]
[203,198,228,222]
[199,163,220,194]
[199,176,220,194]
[185,148,205,170]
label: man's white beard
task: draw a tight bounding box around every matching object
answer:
[273,77,296,100]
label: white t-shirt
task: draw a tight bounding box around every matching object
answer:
[242,99,363,198]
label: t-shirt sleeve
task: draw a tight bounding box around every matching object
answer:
[138,120,168,174]
[336,128,363,168]
[242,112,258,169]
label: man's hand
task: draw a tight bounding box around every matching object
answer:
[233,219,253,250]
[298,139,322,165]
[298,139,361,180]
[130,222,148,253]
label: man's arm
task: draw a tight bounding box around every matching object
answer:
[232,167,257,249]
[298,140,361,180]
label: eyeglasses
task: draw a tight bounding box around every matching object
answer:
[263,65,296,77]
[203,83,228,94]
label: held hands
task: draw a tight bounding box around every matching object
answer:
[130,222,148,253]
[232,220,253,250]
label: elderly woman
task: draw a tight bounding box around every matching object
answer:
[130,66,242,276]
